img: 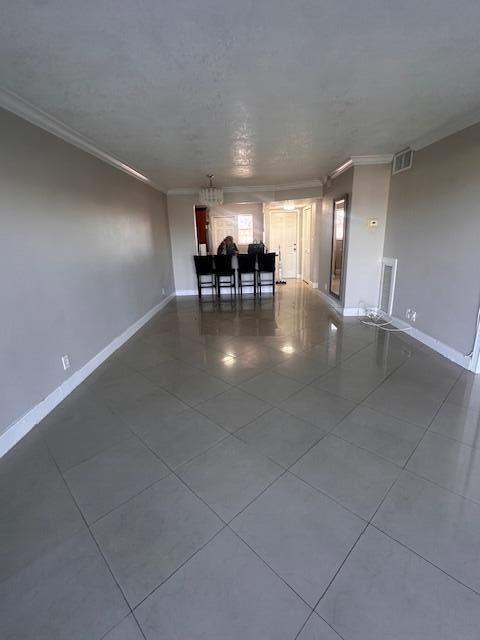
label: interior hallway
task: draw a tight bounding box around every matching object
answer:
[2,281,480,639]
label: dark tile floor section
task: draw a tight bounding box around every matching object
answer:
[2,281,480,639]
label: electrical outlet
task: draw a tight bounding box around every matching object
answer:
[324,283,328,291]
[162,287,165,295]
[61,355,70,371]
[405,308,417,322]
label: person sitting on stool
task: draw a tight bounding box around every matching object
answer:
[217,235,239,256]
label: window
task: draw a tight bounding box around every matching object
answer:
[237,215,253,244]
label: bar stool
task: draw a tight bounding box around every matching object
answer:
[257,252,276,296]
[213,255,235,297]
[193,255,215,298]
[237,253,257,297]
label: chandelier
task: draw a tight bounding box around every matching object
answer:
[198,174,223,206]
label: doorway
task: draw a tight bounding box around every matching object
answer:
[268,210,298,278]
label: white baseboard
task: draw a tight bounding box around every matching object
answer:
[176,289,199,296]
[314,289,342,313]
[0,292,175,458]
[342,307,367,317]
[390,315,472,370]
[314,289,366,317]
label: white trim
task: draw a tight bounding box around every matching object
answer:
[329,155,394,180]
[314,289,344,314]
[0,293,175,458]
[350,154,394,166]
[330,159,353,179]
[378,257,398,316]
[410,109,480,151]
[389,316,472,370]
[167,179,324,197]
[471,317,480,374]
[342,307,367,317]
[314,289,366,317]
[168,188,200,196]
[175,289,198,296]
[0,88,166,193]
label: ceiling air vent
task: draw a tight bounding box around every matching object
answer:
[392,148,413,175]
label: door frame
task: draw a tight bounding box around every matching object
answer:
[267,208,300,279]
[301,205,312,284]
[329,194,349,301]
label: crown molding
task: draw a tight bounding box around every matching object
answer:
[167,187,198,195]
[329,154,393,179]
[0,87,166,192]
[409,109,480,151]
[329,159,353,179]
[167,179,323,197]
[350,154,393,165]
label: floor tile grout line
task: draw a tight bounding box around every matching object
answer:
[130,421,234,473]
[293,611,316,640]
[401,365,464,470]
[99,611,147,640]
[41,438,145,639]
[368,522,480,597]
[131,524,228,613]
[311,522,369,611]
[324,429,409,470]
[311,366,473,619]
[230,430,327,472]
[132,434,230,525]
[428,421,480,450]
[293,610,347,640]
[400,465,480,508]
[226,525,315,611]
[285,464,369,524]
[16,287,473,639]
[315,612,348,640]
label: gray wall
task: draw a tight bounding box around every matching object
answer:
[384,122,480,355]
[0,108,174,438]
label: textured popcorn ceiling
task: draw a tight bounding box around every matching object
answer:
[1,0,480,189]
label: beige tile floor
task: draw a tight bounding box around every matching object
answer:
[2,281,480,639]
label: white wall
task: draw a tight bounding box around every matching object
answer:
[166,193,197,293]
[343,164,391,310]
[0,107,174,440]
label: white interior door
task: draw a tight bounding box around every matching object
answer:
[302,205,312,283]
[211,217,235,252]
[269,211,298,278]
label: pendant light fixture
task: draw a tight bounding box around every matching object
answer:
[198,174,223,206]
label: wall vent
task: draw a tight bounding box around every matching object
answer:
[392,148,413,175]
[379,257,398,316]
